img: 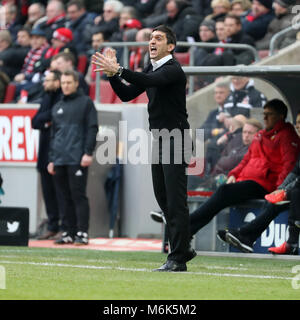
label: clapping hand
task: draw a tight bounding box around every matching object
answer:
[92,48,119,77]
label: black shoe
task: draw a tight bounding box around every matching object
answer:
[74,231,89,245]
[150,211,166,224]
[226,229,254,253]
[295,220,300,229]
[217,229,228,243]
[185,248,197,263]
[54,232,74,245]
[153,260,187,272]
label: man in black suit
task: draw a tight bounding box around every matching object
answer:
[92,25,196,272]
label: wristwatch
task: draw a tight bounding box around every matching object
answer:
[117,66,124,77]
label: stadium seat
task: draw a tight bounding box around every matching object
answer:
[174,52,190,66]
[77,55,88,74]
[89,81,116,103]
[3,83,16,103]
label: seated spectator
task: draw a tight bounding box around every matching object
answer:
[38,0,67,42]
[192,117,263,190]
[13,28,49,100]
[66,0,95,54]
[165,0,202,51]
[242,0,275,41]
[230,0,252,17]
[200,82,230,142]
[0,30,26,81]
[195,20,218,66]
[215,18,227,50]
[1,3,22,41]
[110,6,140,42]
[224,76,267,117]
[90,0,124,41]
[15,27,31,50]
[129,27,152,72]
[85,31,110,85]
[188,99,300,240]
[204,0,231,21]
[24,3,47,30]
[37,27,77,74]
[255,0,297,50]
[219,111,300,255]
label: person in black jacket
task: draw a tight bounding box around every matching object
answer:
[92,25,196,272]
[32,70,66,240]
[47,70,98,245]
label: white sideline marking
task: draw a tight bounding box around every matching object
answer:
[0,260,293,280]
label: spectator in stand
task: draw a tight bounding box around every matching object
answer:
[66,0,95,54]
[195,20,218,66]
[13,28,49,101]
[37,27,77,74]
[50,52,88,95]
[1,3,22,41]
[165,0,202,51]
[15,27,31,49]
[24,3,47,30]
[218,110,300,255]
[130,28,152,72]
[242,0,275,41]
[32,69,67,240]
[189,99,300,240]
[110,6,139,42]
[194,117,263,190]
[200,82,230,142]
[85,31,110,85]
[255,0,297,51]
[38,0,67,43]
[204,0,231,21]
[0,30,26,81]
[90,0,124,41]
[223,76,267,117]
[230,0,252,17]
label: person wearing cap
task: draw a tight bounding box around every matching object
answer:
[14,28,49,85]
[242,0,275,41]
[255,0,297,50]
[38,27,77,74]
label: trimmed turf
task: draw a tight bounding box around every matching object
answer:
[0,246,299,300]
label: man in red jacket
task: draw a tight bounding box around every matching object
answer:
[189,99,300,237]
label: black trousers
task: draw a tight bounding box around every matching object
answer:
[190,180,268,236]
[53,165,89,235]
[151,136,192,263]
[40,169,67,232]
[240,186,300,244]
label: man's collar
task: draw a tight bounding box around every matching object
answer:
[151,54,172,71]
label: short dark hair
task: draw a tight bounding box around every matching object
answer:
[264,99,288,119]
[67,0,85,10]
[52,52,76,66]
[152,25,177,51]
[62,69,79,82]
[225,13,241,25]
[49,69,62,81]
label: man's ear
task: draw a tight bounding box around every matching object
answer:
[168,43,175,53]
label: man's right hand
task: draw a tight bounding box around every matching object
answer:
[47,162,55,175]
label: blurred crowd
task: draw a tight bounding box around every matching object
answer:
[1,0,300,102]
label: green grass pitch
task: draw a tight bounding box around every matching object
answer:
[0,246,299,300]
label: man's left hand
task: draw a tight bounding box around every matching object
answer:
[81,154,93,167]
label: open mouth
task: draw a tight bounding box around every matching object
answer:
[150,46,157,54]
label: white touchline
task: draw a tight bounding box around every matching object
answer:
[0,260,293,281]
